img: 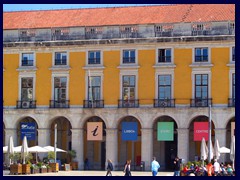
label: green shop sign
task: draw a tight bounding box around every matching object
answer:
[157,122,173,141]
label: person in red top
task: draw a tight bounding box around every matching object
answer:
[207,163,213,176]
[183,165,190,176]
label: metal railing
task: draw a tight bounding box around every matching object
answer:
[190,98,212,107]
[22,60,34,66]
[158,56,171,63]
[153,99,175,108]
[49,100,70,108]
[118,99,139,108]
[83,100,104,108]
[123,57,135,64]
[16,100,36,109]
[195,56,208,62]
[55,59,67,65]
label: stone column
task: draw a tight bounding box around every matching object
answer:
[71,128,84,170]
[37,128,51,146]
[177,128,189,163]
[215,128,228,163]
[214,128,227,147]
[141,128,153,171]
[4,128,17,146]
[105,128,118,170]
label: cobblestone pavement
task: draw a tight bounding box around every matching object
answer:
[3,170,173,176]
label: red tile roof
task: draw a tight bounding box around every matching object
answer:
[3,4,235,30]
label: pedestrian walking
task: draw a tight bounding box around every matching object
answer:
[151,157,160,176]
[173,156,181,176]
[106,159,113,176]
[123,160,132,176]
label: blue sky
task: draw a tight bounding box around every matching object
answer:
[3,4,163,11]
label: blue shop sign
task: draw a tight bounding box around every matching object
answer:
[122,122,138,141]
[21,122,36,140]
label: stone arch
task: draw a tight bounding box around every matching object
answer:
[152,115,178,170]
[82,116,107,170]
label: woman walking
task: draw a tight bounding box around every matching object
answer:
[123,160,132,176]
[106,159,113,176]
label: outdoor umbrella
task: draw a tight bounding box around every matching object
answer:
[28,146,50,163]
[207,138,214,160]
[3,146,8,153]
[219,146,230,164]
[7,136,15,165]
[200,137,208,166]
[43,146,67,152]
[214,139,220,160]
[14,146,22,153]
[21,136,29,164]
[230,136,235,170]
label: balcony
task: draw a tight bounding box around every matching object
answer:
[190,98,212,107]
[83,100,104,108]
[118,99,139,108]
[16,100,36,109]
[154,99,175,108]
[228,98,235,107]
[49,100,70,108]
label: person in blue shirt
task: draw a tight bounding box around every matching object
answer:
[151,157,160,176]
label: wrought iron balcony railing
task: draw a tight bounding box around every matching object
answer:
[190,98,212,107]
[154,99,175,108]
[118,99,139,108]
[16,100,36,109]
[49,100,70,108]
[83,100,104,108]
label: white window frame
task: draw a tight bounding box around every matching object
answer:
[18,72,36,101]
[52,50,69,66]
[85,70,104,100]
[119,69,138,99]
[155,69,174,99]
[19,52,36,67]
[229,69,235,98]
[51,72,69,101]
[192,46,211,64]
[230,46,235,63]
[155,47,174,64]
[191,69,211,99]
[86,50,103,66]
[120,48,138,66]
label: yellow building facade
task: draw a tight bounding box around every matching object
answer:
[3,4,235,171]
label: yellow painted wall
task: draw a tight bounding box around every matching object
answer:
[138,50,155,104]
[174,49,192,104]
[36,53,52,105]
[69,52,85,105]
[211,48,229,104]
[103,51,120,105]
[3,54,19,106]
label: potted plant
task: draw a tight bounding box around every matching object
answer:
[46,164,52,173]
[48,151,59,172]
[68,150,78,170]
[22,153,33,174]
[9,153,22,175]
[30,164,39,174]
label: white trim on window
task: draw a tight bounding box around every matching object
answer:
[155,47,174,65]
[18,72,36,101]
[230,46,235,63]
[86,50,103,66]
[154,69,174,99]
[51,71,69,101]
[120,48,138,66]
[85,69,104,100]
[229,69,235,98]
[192,46,211,64]
[119,69,138,99]
[191,69,211,99]
[52,50,69,66]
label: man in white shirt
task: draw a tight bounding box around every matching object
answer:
[151,157,160,176]
[213,159,220,176]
